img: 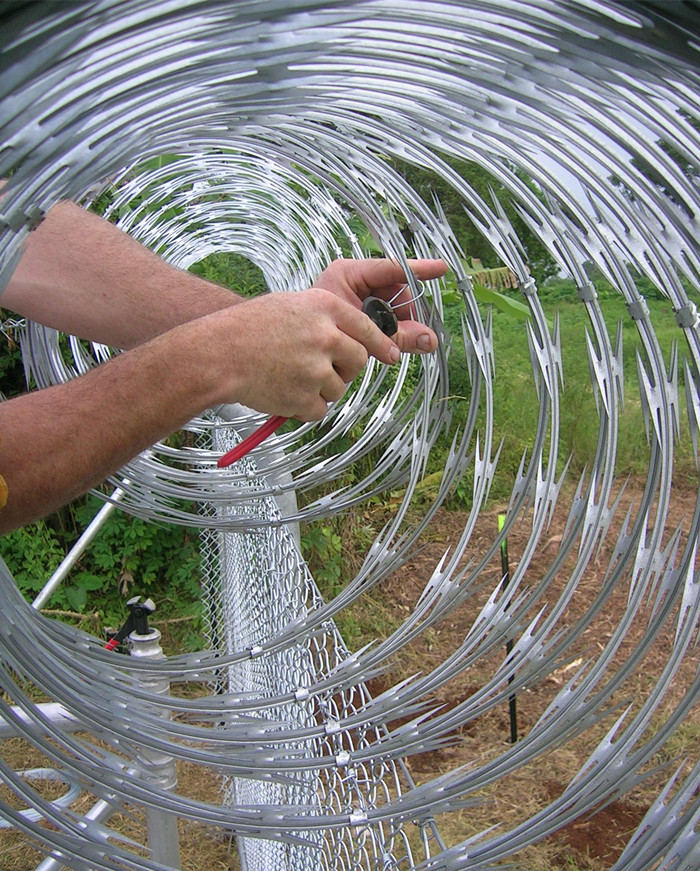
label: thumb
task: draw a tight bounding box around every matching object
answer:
[394,320,439,354]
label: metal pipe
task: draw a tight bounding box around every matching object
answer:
[129,625,181,870]
[32,488,125,610]
[0,703,79,740]
[34,796,121,871]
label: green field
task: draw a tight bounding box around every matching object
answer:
[440,278,697,506]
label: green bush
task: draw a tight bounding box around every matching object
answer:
[1,495,201,627]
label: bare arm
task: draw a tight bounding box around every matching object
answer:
[0,286,399,532]
[0,201,445,532]
[2,201,445,353]
[1,201,242,348]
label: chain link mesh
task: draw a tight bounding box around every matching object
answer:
[199,420,430,870]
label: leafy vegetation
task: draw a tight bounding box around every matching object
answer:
[390,153,559,284]
[610,108,699,217]
[1,495,202,630]
[0,320,27,398]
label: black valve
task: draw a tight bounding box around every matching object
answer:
[105,596,156,651]
[127,595,156,635]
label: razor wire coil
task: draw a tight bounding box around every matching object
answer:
[0,1,699,870]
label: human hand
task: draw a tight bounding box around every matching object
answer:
[203,287,402,421]
[313,257,448,354]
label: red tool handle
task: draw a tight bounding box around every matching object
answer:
[217,414,288,468]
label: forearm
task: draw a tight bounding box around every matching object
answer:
[0,246,441,532]
[2,201,242,348]
[0,287,404,533]
[0,315,224,533]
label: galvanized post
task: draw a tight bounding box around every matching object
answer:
[127,602,181,870]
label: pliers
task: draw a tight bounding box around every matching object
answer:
[217,296,398,468]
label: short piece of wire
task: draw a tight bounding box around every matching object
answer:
[387,280,425,310]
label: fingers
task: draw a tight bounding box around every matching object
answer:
[294,322,368,421]
[330,331,370,383]
[317,257,447,299]
[296,372,348,421]
[410,258,450,281]
[316,257,447,332]
[367,259,447,321]
[335,301,401,366]
[349,257,448,300]
[321,371,349,403]
[316,279,438,362]
[214,280,439,425]
[330,292,440,368]
[331,259,444,353]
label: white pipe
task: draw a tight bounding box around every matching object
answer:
[0,703,80,739]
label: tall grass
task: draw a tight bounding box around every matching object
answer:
[441,281,697,508]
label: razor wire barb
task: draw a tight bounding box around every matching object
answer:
[0,1,699,870]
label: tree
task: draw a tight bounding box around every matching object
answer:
[390,153,558,285]
[610,109,698,218]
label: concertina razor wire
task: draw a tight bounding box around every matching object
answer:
[0,2,699,870]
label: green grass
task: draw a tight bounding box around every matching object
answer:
[440,284,697,510]
[188,250,267,295]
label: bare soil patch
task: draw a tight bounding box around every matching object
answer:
[355,475,700,869]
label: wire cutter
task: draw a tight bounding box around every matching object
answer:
[217,296,398,468]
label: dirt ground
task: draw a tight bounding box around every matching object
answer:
[358,475,700,869]
[1,476,698,870]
